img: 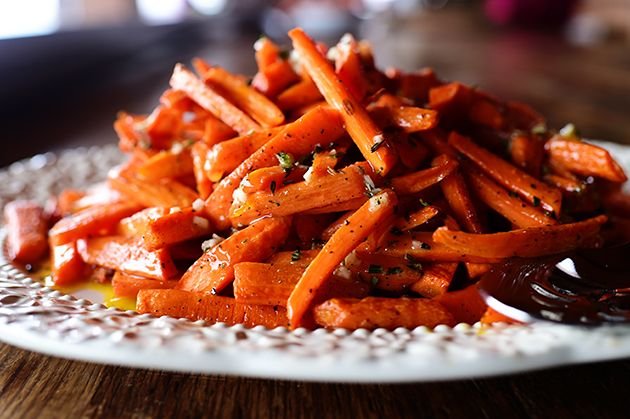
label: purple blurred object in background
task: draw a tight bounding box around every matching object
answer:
[485,0,581,27]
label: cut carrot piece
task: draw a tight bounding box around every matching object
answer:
[252,37,299,96]
[240,166,286,194]
[433,215,607,259]
[370,105,439,133]
[50,242,87,286]
[547,136,627,183]
[345,253,423,293]
[56,189,86,216]
[49,202,141,246]
[191,141,213,199]
[137,148,194,181]
[112,271,177,299]
[294,214,335,245]
[201,114,237,146]
[467,167,557,228]
[509,133,544,176]
[435,285,487,325]
[275,77,322,110]
[119,207,212,250]
[313,297,454,330]
[143,105,182,149]
[449,131,562,214]
[230,163,369,226]
[480,307,520,325]
[169,64,260,135]
[466,262,492,279]
[137,289,289,328]
[390,155,458,195]
[72,183,124,213]
[4,201,49,264]
[394,205,441,231]
[205,105,345,230]
[410,263,457,297]
[334,34,369,102]
[287,190,397,328]
[77,236,178,280]
[289,28,398,175]
[178,217,291,294]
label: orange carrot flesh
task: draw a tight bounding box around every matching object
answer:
[389,155,458,195]
[178,217,291,294]
[77,236,178,280]
[394,205,441,231]
[435,285,487,325]
[547,136,627,183]
[287,190,397,328]
[137,148,194,181]
[191,141,213,199]
[334,34,369,102]
[49,202,141,246]
[50,242,87,286]
[433,215,607,259]
[370,106,439,133]
[410,262,457,298]
[112,271,177,299]
[289,28,398,175]
[275,77,322,110]
[205,105,345,230]
[467,168,558,228]
[201,114,237,146]
[137,289,289,329]
[480,307,521,325]
[449,132,562,214]
[345,253,423,293]
[509,133,544,176]
[229,164,369,226]
[4,201,49,264]
[313,297,454,330]
[169,64,260,135]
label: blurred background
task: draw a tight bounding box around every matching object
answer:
[1,0,629,166]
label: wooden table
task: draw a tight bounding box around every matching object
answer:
[1,6,629,418]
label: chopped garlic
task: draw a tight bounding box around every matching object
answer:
[169,206,182,214]
[170,142,184,155]
[192,198,205,212]
[334,265,352,280]
[192,216,210,230]
[201,234,225,252]
[303,166,314,183]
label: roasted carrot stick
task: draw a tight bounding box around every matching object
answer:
[4,201,49,264]
[289,28,398,175]
[449,131,562,214]
[137,148,194,181]
[200,114,237,145]
[143,105,182,149]
[205,105,345,230]
[49,201,141,246]
[252,37,299,96]
[547,136,627,182]
[435,285,487,325]
[433,215,607,259]
[230,164,369,226]
[191,141,213,199]
[137,289,289,328]
[345,253,423,293]
[50,242,87,286]
[178,217,291,294]
[467,167,558,228]
[369,105,439,133]
[202,66,285,127]
[410,262,457,298]
[334,33,369,102]
[169,64,260,135]
[275,77,322,110]
[287,190,397,328]
[509,133,544,176]
[390,155,458,195]
[77,236,178,280]
[394,205,441,231]
[112,271,177,299]
[313,297,454,330]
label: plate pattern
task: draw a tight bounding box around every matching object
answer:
[1,143,630,382]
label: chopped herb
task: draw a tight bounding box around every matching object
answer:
[276,152,295,171]
[508,191,519,198]
[270,180,277,194]
[370,276,380,286]
[404,254,423,272]
[533,196,541,207]
[386,267,403,275]
[368,264,383,274]
[419,198,430,207]
[291,249,301,262]
[390,227,403,236]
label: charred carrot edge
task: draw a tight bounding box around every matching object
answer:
[178,217,291,293]
[433,215,607,259]
[390,155,458,195]
[112,271,178,299]
[287,190,397,328]
[289,28,398,175]
[410,262,457,298]
[435,285,487,325]
[202,66,285,127]
[169,64,260,135]
[313,297,455,330]
[137,289,289,329]
[449,132,562,215]
[547,136,627,182]
[204,105,345,230]
[4,201,49,264]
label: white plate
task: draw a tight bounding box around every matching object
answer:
[1,142,629,383]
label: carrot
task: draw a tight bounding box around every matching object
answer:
[77,236,178,280]
[370,105,439,133]
[108,166,198,208]
[390,155,458,195]
[449,131,562,214]
[547,136,627,183]
[394,205,441,231]
[393,67,441,103]
[294,214,335,245]
[49,201,141,246]
[56,189,86,215]
[191,141,213,199]
[112,271,177,299]
[480,307,520,325]
[313,297,454,330]
[393,134,430,170]
[468,96,504,130]
[465,263,492,279]
[345,253,423,293]
[433,215,607,259]
[143,105,182,149]
[4,201,49,264]
[435,285,487,325]
[202,66,285,127]
[287,190,397,328]
[310,150,344,178]
[334,34,369,102]
[205,105,345,230]
[114,112,148,152]
[543,173,585,194]
[428,82,474,117]
[169,64,260,135]
[467,167,558,228]
[50,242,87,286]
[289,28,398,175]
[201,114,237,146]
[252,37,299,97]
[178,217,291,294]
[118,207,212,250]
[240,166,286,194]
[71,183,124,213]
[137,148,194,181]
[509,133,544,176]
[229,164,370,226]
[275,77,322,110]
[303,197,368,215]
[410,263,457,298]
[137,289,289,329]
